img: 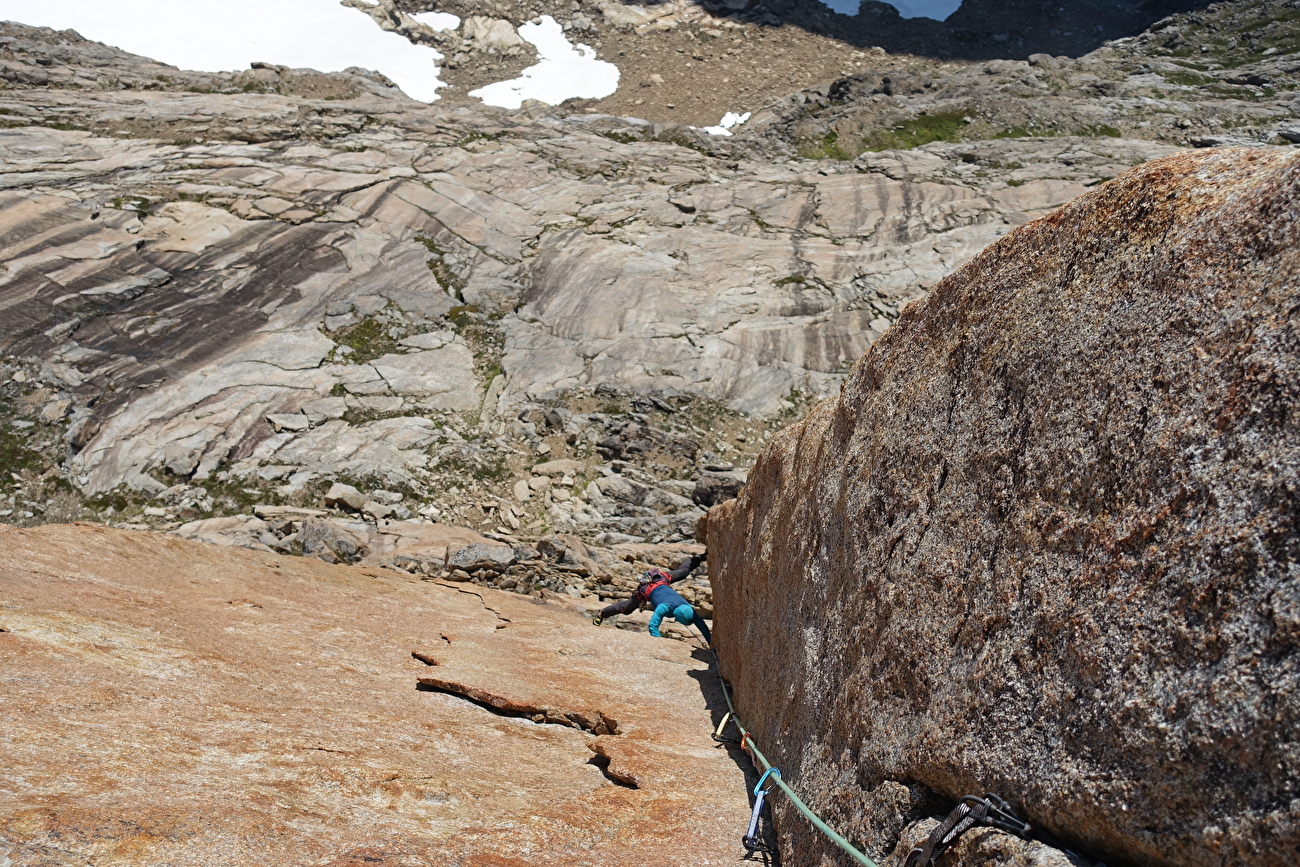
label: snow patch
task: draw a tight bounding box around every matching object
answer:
[469,15,619,110]
[411,11,461,31]
[702,111,751,137]
[817,0,962,20]
[0,0,451,102]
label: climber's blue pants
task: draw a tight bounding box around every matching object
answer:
[649,602,711,645]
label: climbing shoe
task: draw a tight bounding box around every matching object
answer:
[592,615,602,626]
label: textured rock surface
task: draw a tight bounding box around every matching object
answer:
[707,148,1300,867]
[0,522,748,865]
[10,13,1293,544]
[1,20,1118,525]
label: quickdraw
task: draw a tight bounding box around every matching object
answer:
[742,789,773,855]
[713,712,739,744]
[742,769,782,855]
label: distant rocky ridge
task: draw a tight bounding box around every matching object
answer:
[399,0,1235,124]
[0,4,1296,596]
[740,0,1300,159]
[707,147,1300,866]
[0,19,1123,543]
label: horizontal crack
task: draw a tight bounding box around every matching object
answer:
[416,675,619,735]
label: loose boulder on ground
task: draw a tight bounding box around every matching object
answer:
[446,541,516,572]
[691,471,745,508]
[299,517,370,564]
[707,149,1300,867]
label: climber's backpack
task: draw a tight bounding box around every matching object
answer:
[633,570,671,606]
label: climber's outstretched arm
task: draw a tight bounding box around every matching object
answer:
[667,552,706,583]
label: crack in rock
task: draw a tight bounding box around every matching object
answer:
[415,674,619,735]
[441,583,513,630]
[586,750,638,789]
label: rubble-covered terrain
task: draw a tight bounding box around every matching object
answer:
[738,0,1300,158]
[390,0,1234,123]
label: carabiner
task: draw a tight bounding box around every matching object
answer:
[753,767,781,796]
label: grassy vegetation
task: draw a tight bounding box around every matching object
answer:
[1164,69,1217,87]
[332,316,401,364]
[457,131,500,147]
[191,474,282,513]
[434,448,509,482]
[798,129,855,160]
[415,235,466,300]
[443,305,505,394]
[861,109,970,152]
[110,195,153,212]
[85,489,134,515]
[0,426,44,475]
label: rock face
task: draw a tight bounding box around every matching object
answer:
[10,13,1295,544]
[706,148,1300,867]
[2,19,1113,522]
[0,522,750,865]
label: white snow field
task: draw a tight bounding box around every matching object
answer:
[0,0,455,101]
[816,0,963,20]
[702,111,752,136]
[468,16,620,109]
[411,11,462,31]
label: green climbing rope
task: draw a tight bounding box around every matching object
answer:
[709,646,880,867]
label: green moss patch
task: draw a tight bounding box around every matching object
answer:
[332,317,400,364]
[862,110,970,152]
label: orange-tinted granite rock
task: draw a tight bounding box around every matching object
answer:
[0,523,749,865]
[707,148,1300,867]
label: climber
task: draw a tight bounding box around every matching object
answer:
[593,552,711,645]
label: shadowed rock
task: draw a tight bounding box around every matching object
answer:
[707,148,1300,867]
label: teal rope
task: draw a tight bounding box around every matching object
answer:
[707,644,879,867]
